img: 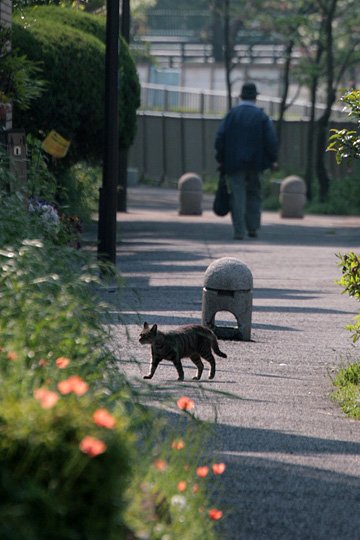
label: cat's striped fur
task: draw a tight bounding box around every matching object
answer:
[139,322,227,381]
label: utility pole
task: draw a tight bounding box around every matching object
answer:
[97,0,120,264]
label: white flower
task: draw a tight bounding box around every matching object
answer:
[170,494,187,510]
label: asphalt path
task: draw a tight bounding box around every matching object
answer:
[93,186,360,540]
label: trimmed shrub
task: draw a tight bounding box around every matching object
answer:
[12,7,140,163]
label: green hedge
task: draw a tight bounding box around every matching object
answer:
[13,7,140,163]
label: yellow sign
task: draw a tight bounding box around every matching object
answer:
[42,130,71,158]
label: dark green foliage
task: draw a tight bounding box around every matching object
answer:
[0,24,45,110]
[306,173,360,215]
[12,7,140,163]
[24,4,106,41]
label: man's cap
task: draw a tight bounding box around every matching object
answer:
[240,82,259,100]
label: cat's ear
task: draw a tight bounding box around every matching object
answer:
[143,322,149,329]
[151,324,158,334]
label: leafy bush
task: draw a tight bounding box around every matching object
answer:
[332,253,360,420]
[306,174,360,215]
[0,189,225,539]
[332,362,360,419]
[328,90,360,163]
[13,6,140,164]
[0,240,110,365]
[54,161,102,221]
[0,374,132,540]
[0,23,45,113]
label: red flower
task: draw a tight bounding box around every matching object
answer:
[56,356,70,369]
[177,480,187,492]
[171,438,185,450]
[177,396,195,411]
[212,463,226,475]
[196,466,209,478]
[153,459,168,471]
[34,387,59,409]
[79,436,106,457]
[93,408,116,429]
[208,508,223,520]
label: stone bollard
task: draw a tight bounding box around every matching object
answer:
[178,172,203,215]
[127,167,139,186]
[279,175,306,218]
[201,257,253,341]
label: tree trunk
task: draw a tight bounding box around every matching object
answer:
[304,74,319,201]
[277,38,294,146]
[211,0,223,62]
[315,0,337,202]
[224,0,232,111]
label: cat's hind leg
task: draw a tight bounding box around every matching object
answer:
[202,350,216,379]
[190,353,204,380]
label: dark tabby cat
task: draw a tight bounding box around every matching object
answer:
[139,322,227,381]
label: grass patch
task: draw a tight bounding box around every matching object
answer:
[332,362,360,419]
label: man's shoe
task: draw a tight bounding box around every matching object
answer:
[248,230,258,238]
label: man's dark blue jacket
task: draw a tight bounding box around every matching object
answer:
[215,101,278,174]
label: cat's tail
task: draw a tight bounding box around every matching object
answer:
[211,337,227,358]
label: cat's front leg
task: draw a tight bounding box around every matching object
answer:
[143,355,161,379]
[172,357,184,381]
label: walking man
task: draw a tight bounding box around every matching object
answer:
[214,82,278,239]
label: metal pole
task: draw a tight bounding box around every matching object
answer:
[117,0,130,213]
[97,0,120,264]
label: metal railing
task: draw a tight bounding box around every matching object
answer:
[132,40,294,67]
[140,83,346,121]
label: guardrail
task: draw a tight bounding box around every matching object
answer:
[140,83,345,121]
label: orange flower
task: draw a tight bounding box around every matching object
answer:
[57,378,73,395]
[153,459,168,471]
[93,408,116,429]
[7,351,17,361]
[212,463,226,475]
[192,483,200,493]
[196,466,209,478]
[34,387,59,409]
[79,436,106,457]
[208,508,223,520]
[171,438,185,450]
[177,396,195,411]
[57,375,88,396]
[56,356,70,369]
[68,375,88,396]
[177,480,187,492]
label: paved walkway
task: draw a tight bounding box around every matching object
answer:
[92,186,360,540]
